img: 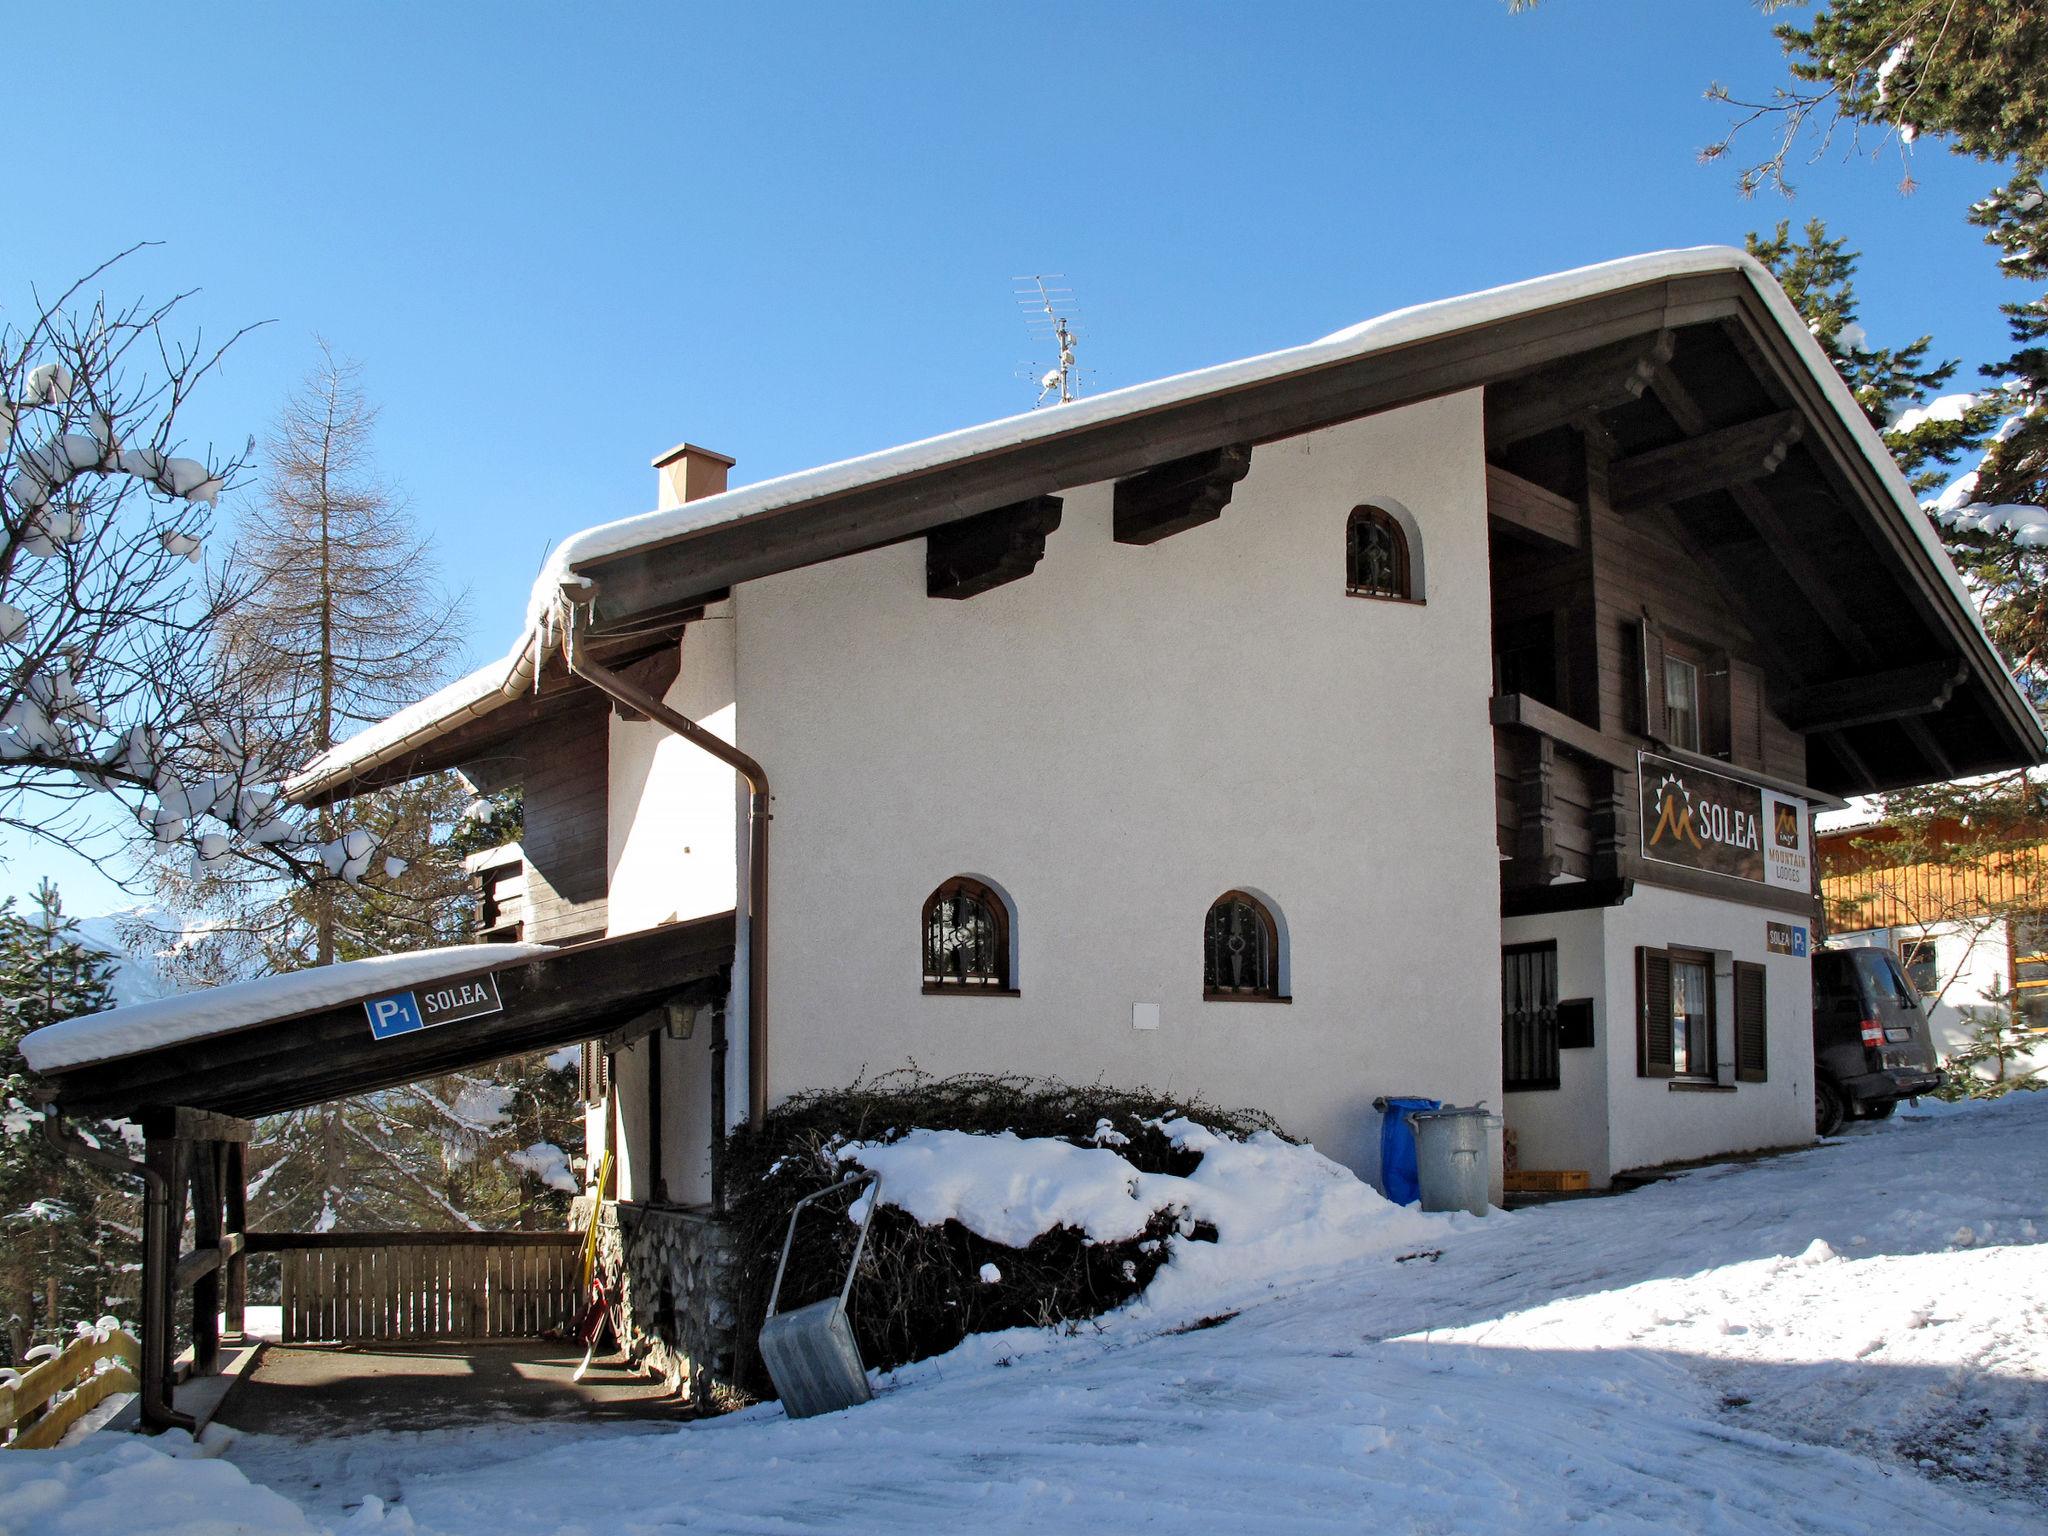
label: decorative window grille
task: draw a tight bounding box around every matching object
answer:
[1204,891,1280,999]
[922,877,1011,992]
[1502,942,1561,1091]
[1346,505,1412,600]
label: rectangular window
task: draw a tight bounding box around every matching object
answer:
[1670,950,1715,1078]
[1637,945,1719,1081]
[1664,655,1701,752]
[1502,942,1560,1091]
[1899,939,1940,998]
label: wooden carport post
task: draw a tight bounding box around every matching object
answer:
[139,1107,255,1432]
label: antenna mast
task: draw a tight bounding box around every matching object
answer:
[1015,275,1080,407]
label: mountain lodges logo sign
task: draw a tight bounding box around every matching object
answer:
[1638,751,1809,892]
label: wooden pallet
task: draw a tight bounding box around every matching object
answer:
[1503,1170,1590,1193]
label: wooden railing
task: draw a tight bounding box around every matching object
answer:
[248,1232,583,1343]
[1,1329,139,1450]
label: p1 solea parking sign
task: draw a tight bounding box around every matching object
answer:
[364,972,507,1041]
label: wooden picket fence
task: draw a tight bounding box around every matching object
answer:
[1,1329,140,1450]
[250,1232,583,1343]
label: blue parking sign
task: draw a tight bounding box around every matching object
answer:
[365,990,425,1040]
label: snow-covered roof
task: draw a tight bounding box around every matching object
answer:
[289,245,2044,800]
[461,840,525,875]
[21,942,553,1073]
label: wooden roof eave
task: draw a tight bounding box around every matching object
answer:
[34,915,737,1121]
[1715,284,2048,783]
[570,270,1753,630]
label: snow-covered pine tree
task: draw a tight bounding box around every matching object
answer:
[0,883,135,1363]
[1688,2,2048,687]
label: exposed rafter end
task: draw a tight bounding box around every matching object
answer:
[1485,330,1676,450]
[1112,443,1253,545]
[1777,659,1968,735]
[926,496,1064,599]
[1609,410,1805,514]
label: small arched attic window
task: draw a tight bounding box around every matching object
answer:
[922,876,1015,994]
[1203,890,1286,1001]
[1346,504,1416,602]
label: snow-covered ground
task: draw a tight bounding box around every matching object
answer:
[5,1095,2045,1535]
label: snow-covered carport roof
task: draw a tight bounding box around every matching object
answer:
[287,245,2047,803]
[22,913,735,1121]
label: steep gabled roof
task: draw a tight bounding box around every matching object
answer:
[288,246,2045,805]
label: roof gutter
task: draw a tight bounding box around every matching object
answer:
[562,603,771,1126]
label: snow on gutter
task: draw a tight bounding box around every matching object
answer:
[291,244,2046,801]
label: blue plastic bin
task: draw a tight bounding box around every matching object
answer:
[1375,1096,1442,1207]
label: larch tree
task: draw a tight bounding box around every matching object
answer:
[149,345,580,1234]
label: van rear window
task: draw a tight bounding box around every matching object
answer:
[1849,948,1918,1008]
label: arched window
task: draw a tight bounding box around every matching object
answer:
[1346,505,1412,601]
[1204,890,1281,1000]
[923,876,1013,993]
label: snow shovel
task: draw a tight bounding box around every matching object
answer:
[758,1170,881,1419]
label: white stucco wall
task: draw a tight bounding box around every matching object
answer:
[1600,886,1814,1176]
[719,393,1503,1178]
[1500,906,1614,1184]
[1503,889,1813,1186]
[596,607,746,1206]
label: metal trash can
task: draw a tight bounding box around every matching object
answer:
[1411,1105,1499,1217]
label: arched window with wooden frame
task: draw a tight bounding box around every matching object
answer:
[922,876,1014,994]
[1346,504,1413,601]
[1204,890,1283,1000]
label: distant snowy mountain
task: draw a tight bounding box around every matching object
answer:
[70,907,196,1010]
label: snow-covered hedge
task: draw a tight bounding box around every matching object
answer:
[720,1073,1288,1393]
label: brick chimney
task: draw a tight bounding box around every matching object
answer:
[652,442,736,510]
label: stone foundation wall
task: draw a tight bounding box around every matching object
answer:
[577,1198,742,1401]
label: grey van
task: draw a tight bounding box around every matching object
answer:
[1811,947,1944,1136]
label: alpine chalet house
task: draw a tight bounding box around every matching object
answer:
[63,246,2029,1394]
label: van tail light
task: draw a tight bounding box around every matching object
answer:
[1860,1017,1886,1049]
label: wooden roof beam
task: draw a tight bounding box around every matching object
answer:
[1485,330,1677,450]
[1608,410,1806,514]
[1777,658,1968,735]
[1112,443,1253,545]
[926,496,1063,599]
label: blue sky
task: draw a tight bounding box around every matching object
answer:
[2,2,2022,914]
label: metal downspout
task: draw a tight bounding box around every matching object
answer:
[563,607,772,1128]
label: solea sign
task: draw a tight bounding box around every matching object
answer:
[1638,751,1809,892]
[365,971,507,1041]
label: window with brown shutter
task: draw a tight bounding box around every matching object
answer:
[1636,946,1675,1079]
[579,1040,611,1107]
[1734,960,1769,1083]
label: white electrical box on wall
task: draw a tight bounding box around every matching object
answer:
[1132,1002,1160,1031]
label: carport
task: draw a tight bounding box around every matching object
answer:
[24,913,735,1432]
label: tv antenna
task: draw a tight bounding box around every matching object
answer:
[1014,275,1080,407]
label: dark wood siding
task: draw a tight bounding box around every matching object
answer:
[515,698,610,944]
[1584,455,1805,783]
